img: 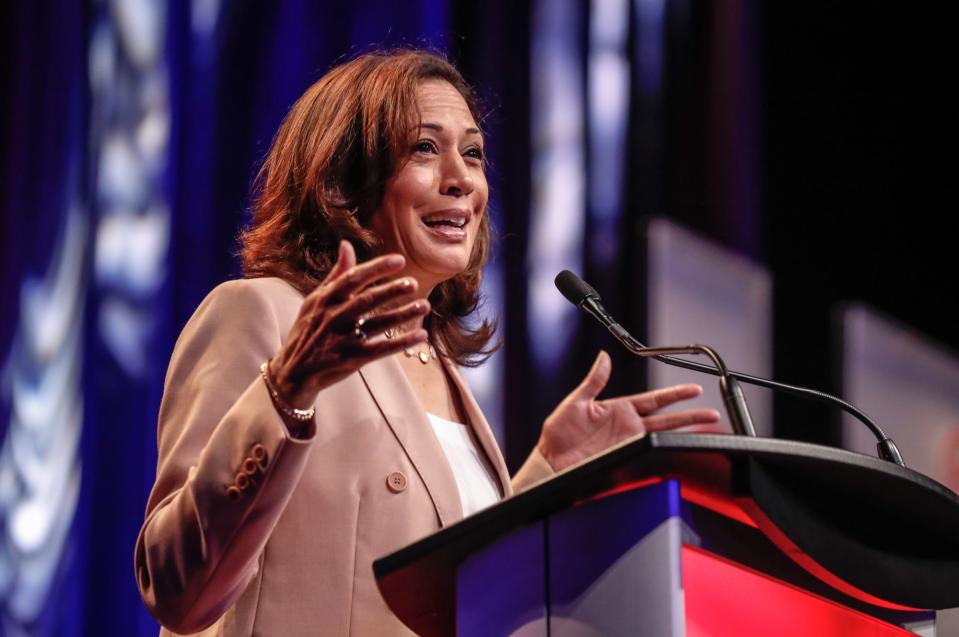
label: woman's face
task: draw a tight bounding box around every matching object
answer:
[370,79,488,292]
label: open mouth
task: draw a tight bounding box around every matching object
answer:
[421,210,470,229]
[420,210,470,240]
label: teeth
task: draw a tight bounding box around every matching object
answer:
[423,216,467,228]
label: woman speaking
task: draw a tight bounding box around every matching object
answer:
[134,49,719,636]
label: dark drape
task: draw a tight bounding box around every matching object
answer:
[763,4,959,444]
[0,2,90,635]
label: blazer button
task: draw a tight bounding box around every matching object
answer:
[251,443,268,466]
[386,471,408,493]
[242,457,260,476]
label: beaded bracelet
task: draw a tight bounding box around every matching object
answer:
[259,361,315,422]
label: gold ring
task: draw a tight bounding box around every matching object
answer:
[353,317,367,340]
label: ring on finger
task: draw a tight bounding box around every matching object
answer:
[353,317,368,341]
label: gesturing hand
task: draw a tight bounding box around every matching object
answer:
[269,240,430,410]
[537,351,722,472]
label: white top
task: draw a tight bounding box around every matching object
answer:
[426,412,501,517]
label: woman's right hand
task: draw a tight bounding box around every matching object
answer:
[268,240,429,410]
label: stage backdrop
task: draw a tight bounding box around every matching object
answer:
[4,1,954,635]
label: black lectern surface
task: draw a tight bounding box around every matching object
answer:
[374,433,959,634]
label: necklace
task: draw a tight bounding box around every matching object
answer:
[384,328,436,365]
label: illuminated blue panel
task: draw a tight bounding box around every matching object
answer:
[92,0,172,379]
[528,0,586,371]
[0,209,86,629]
[587,0,630,268]
[457,521,547,636]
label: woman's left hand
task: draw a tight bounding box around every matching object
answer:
[537,351,722,472]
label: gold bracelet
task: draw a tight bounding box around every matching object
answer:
[259,361,315,422]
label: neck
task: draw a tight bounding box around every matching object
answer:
[398,272,439,333]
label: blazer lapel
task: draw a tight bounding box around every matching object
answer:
[441,358,513,498]
[359,356,464,526]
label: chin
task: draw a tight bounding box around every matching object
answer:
[429,262,470,284]
[419,255,473,287]
[413,241,474,276]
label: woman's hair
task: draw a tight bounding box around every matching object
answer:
[240,49,496,366]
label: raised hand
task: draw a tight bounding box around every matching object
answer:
[269,240,430,410]
[536,351,722,472]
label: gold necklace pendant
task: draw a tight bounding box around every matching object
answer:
[403,343,436,365]
[385,328,436,364]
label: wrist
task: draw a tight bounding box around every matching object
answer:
[267,360,316,410]
[260,361,316,426]
[535,437,557,471]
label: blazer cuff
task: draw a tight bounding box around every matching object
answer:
[511,446,555,493]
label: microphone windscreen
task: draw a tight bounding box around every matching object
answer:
[554,270,601,305]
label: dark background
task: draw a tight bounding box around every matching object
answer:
[762,4,957,444]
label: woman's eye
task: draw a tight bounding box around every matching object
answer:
[414,140,438,154]
[465,147,485,161]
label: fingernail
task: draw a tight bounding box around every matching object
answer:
[400,278,412,289]
[386,255,404,268]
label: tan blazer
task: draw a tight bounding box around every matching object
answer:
[134,277,554,636]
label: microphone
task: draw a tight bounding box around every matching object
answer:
[555,271,757,437]
[554,270,906,467]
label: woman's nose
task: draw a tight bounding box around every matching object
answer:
[440,153,474,196]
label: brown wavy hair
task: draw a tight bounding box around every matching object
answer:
[239,49,496,366]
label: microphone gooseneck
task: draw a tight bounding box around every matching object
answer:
[556,271,756,437]
[554,270,905,467]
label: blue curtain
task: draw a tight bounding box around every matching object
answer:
[0,2,90,635]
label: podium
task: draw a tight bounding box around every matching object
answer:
[374,433,959,636]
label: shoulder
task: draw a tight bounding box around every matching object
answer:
[162,277,306,401]
[190,277,303,327]
[202,276,305,311]
[173,277,305,360]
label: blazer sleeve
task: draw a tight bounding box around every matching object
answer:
[134,280,314,634]
[510,446,556,493]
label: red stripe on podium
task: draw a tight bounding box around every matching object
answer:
[682,545,917,636]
